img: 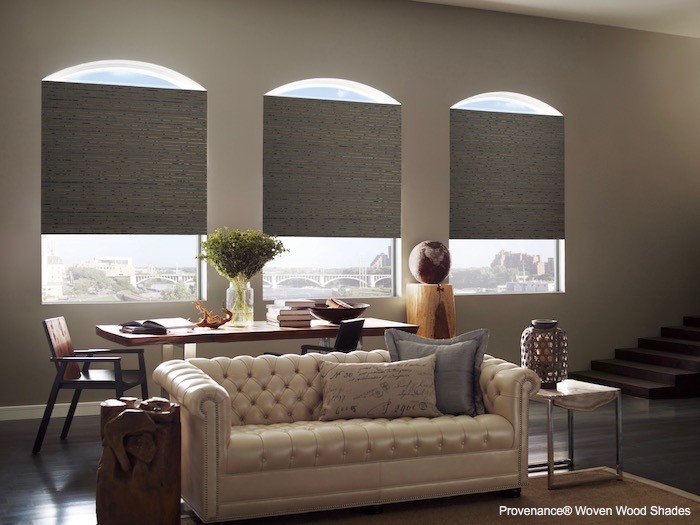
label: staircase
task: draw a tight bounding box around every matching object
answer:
[569,316,700,399]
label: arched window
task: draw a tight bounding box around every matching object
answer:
[449,92,565,295]
[451,91,561,115]
[265,78,399,104]
[44,59,205,90]
[262,78,400,301]
[41,61,206,304]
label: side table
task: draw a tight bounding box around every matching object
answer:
[530,379,622,489]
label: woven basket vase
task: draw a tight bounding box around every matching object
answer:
[520,319,568,389]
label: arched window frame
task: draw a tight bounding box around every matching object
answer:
[41,60,207,304]
[262,78,400,301]
[449,91,565,295]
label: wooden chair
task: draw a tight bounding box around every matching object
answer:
[33,316,149,455]
[301,318,365,354]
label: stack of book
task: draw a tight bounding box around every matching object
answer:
[266,299,316,327]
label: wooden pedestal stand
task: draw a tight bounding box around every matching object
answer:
[406,283,456,339]
[96,397,181,525]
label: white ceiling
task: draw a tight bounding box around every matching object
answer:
[410,0,700,39]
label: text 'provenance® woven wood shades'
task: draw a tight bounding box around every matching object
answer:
[450,109,564,240]
[42,81,207,235]
[263,96,401,238]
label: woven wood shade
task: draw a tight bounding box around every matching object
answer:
[42,81,206,234]
[450,109,564,239]
[263,96,401,238]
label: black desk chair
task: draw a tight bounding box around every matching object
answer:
[301,318,365,354]
[33,316,149,454]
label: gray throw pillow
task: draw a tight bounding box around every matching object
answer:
[384,329,489,416]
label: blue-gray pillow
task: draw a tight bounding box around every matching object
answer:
[384,329,489,415]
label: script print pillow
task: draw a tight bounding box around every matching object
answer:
[319,355,441,421]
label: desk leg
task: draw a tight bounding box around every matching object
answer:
[547,399,555,489]
[615,391,623,480]
[159,343,197,397]
[162,344,175,363]
[182,343,197,360]
[161,343,198,362]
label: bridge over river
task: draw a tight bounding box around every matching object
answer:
[263,273,391,289]
[132,271,391,290]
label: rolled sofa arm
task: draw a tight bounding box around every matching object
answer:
[480,354,541,424]
[153,359,231,521]
[153,359,231,429]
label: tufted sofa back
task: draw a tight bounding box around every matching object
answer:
[188,349,390,426]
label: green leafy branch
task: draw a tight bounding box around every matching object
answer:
[197,228,286,282]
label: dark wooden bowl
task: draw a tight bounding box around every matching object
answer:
[309,303,369,324]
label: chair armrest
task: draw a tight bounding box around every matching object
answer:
[153,360,230,425]
[51,356,121,362]
[479,354,541,424]
[75,348,145,355]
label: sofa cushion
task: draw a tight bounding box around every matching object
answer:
[385,329,489,416]
[226,414,514,474]
[318,355,441,421]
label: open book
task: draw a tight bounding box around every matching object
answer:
[119,317,195,334]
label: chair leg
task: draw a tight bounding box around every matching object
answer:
[140,377,149,400]
[33,378,62,455]
[60,389,82,440]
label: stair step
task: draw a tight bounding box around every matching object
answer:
[568,370,677,399]
[615,348,700,372]
[638,337,700,356]
[682,316,700,327]
[590,359,698,389]
[660,326,700,341]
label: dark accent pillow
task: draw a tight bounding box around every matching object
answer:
[385,329,489,415]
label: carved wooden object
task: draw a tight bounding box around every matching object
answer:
[406,283,456,339]
[96,397,180,525]
[193,300,232,328]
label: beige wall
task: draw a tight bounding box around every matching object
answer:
[2,0,700,407]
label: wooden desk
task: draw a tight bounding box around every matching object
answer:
[96,318,418,362]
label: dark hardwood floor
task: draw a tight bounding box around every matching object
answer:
[2,394,699,524]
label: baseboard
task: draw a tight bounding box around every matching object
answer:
[0,401,102,421]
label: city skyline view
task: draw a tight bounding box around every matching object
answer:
[42,234,559,303]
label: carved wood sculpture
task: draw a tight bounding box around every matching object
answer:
[405,283,456,339]
[96,397,180,525]
[193,300,233,328]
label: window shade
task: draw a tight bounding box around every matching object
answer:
[42,81,206,234]
[450,110,564,239]
[263,96,401,238]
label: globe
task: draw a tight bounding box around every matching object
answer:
[408,241,451,284]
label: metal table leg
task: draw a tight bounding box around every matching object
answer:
[567,408,574,470]
[615,391,623,480]
[547,398,555,489]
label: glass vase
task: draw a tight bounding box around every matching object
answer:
[226,278,254,328]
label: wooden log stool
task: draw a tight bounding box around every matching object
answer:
[96,397,180,525]
[406,283,456,339]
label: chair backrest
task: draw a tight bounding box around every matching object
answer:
[43,317,81,380]
[332,318,365,352]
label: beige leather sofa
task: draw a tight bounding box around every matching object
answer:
[153,349,540,523]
